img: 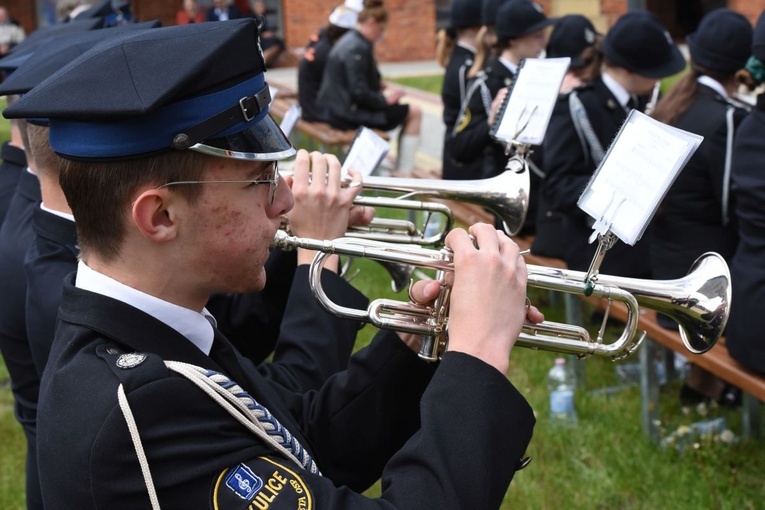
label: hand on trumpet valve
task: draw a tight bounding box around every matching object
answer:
[445,224,544,374]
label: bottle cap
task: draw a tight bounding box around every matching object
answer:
[555,358,565,365]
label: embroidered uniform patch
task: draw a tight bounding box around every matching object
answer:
[225,464,263,500]
[213,457,314,510]
[115,353,146,369]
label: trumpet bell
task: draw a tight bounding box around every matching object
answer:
[362,163,529,236]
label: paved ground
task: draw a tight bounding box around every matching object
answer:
[266,60,446,172]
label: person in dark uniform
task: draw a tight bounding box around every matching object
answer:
[317,0,423,176]
[0,22,373,388]
[0,116,41,510]
[449,0,555,235]
[297,0,361,123]
[531,14,602,258]
[6,19,539,508]
[542,11,686,276]
[0,95,26,226]
[727,10,765,376]
[648,8,752,405]
[437,0,483,181]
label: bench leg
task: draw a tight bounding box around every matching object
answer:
[563,293,586,388]
[742,393,762,440]
[640,339,661,443]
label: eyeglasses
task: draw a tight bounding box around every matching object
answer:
[156,161,279,204]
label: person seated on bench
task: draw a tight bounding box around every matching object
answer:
[317,0,422,176]
[247,0,286,67]
[298,0,362,123]
[728,10,765,379]
[648,8,752,406]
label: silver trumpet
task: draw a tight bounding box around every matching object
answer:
[358,158,529,239]
[272,230,731,363]
[282,160,529,244]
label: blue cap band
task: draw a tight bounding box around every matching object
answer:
[49,73,269,159]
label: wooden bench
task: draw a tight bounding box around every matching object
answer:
[268,88,389,158]
[450,221,765,440]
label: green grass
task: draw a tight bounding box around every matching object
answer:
[387,75,444,95]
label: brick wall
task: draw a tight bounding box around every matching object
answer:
[284,0,436,62]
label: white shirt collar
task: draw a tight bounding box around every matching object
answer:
[75,260,216,355]
[498,56,518,75]
[697,75,728,99]
[456,41,476,53]
[40,202,75,222]
[602,71,632,108]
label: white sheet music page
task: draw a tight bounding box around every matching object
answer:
[341,127,390,178]
[577,110,703,245]
[492,57,570,145]
[279,103,302,138]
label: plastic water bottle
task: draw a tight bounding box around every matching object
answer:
[548,358,577,423]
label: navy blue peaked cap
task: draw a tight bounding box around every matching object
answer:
[481,0,511,27]
[495,0,557,40]
[0,18,104,71]
[5,19,295,162]
[0,21,161,95]
[73,0,134,27]
[547,14,599,67]
[688,9,752,75]
[602,11,686,78]
[450,0,483,29]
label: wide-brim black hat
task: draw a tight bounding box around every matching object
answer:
[450,0,483,30]
[687,9,752,75]
[546,14,599,68]
[496,0,557,40]
[4,19,295,162]
[602,11,686,78]
[482,0,511,27]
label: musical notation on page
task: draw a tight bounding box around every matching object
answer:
[578,110,703,245]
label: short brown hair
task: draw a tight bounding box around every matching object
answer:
[26,124,59,178]
[58,150,211,261]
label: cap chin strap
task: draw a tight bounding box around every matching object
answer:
[171,83,272,150]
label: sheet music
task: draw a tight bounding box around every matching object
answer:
[341,127,390,178]
[279,103,301,138]
[492,57,571,145]
[578,110,703,245]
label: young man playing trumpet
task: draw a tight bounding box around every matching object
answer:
[7,19,540,508]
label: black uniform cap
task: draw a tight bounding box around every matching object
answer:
[449,0,483,30]
[688,9,752,75]
[547,14,599,68]
[0,21,162,96]
[752,10,765,61]
[0,18,104,71]
[601,11,686,78]
[4,19,295,162]
[495,0,557,40]
[481,0,511,27]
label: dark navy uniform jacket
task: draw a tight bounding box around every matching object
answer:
[37,276,535,508]
[0,169,42,509]
[298,28,332,123]
[23,207,364,393]
[726,94,765,374]
[648,84,746,282]
[0,141,25,227]
[441,44,483,181]
[542,77,652,276]
[449,57,541,235]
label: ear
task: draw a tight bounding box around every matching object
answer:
[131,189,181,243]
